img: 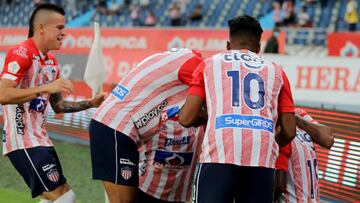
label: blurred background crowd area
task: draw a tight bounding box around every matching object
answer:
[1,0,359,55]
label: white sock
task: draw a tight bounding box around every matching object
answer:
[53,189,76,203]
[39,199,53,203]
[104,190,110,203]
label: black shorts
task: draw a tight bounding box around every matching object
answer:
[89,119,139,186]
[137,189,185,203]
[192,163,275,203]
[7,146,67,198]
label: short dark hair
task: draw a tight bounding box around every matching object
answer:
[227,15,263,44]
[28,3,65,38]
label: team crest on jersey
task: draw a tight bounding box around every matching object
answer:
[42,66,57,82]
[47,169,60,182]
[7,61,20,74]
[121,166,133,180]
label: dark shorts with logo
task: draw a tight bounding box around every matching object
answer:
[7,146,66,198]
[89,119,139,186]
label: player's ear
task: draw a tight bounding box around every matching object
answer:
[38,23,45,34]
[226,41,231,50]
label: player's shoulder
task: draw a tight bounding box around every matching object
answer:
[7,39,33,60]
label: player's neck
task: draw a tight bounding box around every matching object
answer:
[31,36,49,54]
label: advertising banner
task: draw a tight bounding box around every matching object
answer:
[264,54,360,107]
[328,33,360,57]
[0,28,286,54]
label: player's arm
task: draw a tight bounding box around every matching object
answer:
[178,61,206,127]
[179,95,205,127]
[295,114,334,149]
[274,142,291,201]
[276,70,296,147]
[0,49,73,105]
[49,92,106,113]
[191,106,208,127]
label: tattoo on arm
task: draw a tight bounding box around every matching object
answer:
[50,93,93,113]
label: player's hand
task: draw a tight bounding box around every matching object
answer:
[44,79,73,94]
[90,92,108,107]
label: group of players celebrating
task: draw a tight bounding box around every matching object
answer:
[0,3,334,203]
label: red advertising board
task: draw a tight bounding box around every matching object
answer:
[0,28,286,54]
[328,32,360,57]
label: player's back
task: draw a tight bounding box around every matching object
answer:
[200,49,285,168]
[138,92,205,202]
[93,48,202,145]
[283,108,319,203]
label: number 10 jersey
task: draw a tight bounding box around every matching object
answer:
[188,49,295,168]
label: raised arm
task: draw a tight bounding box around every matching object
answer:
[295,114,334,149]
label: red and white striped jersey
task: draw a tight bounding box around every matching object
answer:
[138,93,205,202]
[1,39,60,155]
[189,50,294,168]
[278,108,320,203]
[92,48,203,146]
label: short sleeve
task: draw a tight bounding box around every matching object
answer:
[188,61,206,99]
[278,70,295,113]
[275,143,292,172]
[0,46,31,83]
[178,51,203,86]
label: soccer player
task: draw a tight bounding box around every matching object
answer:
[274,108,334,203]
[178,15,296,203]
[137,98,205,203]
[89,48,203,203]
[0,3,106,203]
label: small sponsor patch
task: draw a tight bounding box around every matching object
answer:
[13,46,28,59]
[154,150,193,169]
[29,98,47,113]
[42,164,56,172]
[7,61,20,74]
[165,136,190,146]
[120,158,136,166]
[47,169,60,182]
[121,166,133,180]
[215,114,274,132]
[112,84,129,100]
